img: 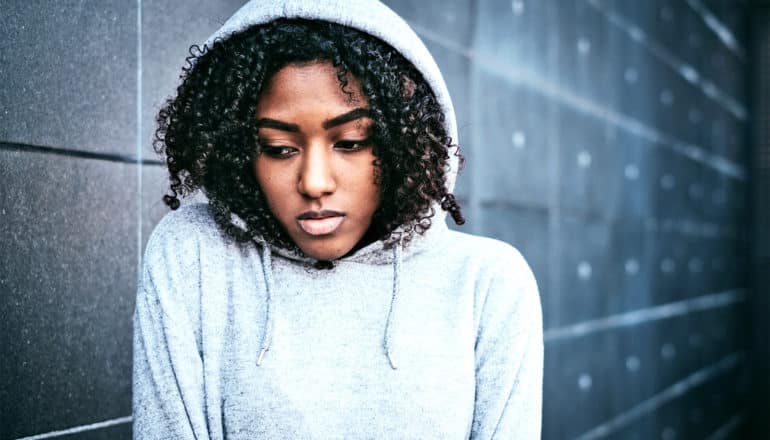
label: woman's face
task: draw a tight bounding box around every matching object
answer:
[253,61,381,261]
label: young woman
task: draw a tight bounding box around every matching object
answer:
[132,1,543,438]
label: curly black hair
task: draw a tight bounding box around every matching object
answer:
[154,18,464,253]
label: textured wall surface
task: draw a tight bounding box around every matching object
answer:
[0,1,759,439]
[749,1,770,436]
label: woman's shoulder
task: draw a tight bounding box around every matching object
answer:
[442,229,532,274]
[442,230,542,333]
[149,202,218,239]
[439,228,540,302]
[143,203,229,268]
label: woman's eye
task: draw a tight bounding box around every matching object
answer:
[261,146,297,158]
[334,138,372,151]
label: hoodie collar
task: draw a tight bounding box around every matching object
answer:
[261,215,450,267]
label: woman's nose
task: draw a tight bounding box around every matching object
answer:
[297,146,336,198]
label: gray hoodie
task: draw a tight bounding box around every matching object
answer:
[132,0,543,438]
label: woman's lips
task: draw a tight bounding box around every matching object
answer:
[297,215,345,236]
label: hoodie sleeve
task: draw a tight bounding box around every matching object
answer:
[470,247,544,439]
[132,214,210,440]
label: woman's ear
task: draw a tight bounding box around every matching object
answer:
[401,74,416,100]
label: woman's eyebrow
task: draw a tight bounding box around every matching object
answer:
[255,107,371,133]
[322,107,371,129]
[255,118,299,132]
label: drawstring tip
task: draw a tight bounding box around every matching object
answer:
[256,347,268,366]
[387,351,398,370]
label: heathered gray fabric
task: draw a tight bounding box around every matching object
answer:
[133,204,543,439]
[133,0,543,438]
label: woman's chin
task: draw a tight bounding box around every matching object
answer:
[296,242,351,262]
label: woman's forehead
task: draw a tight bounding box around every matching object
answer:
[256,62,368,119]
[260,62,365,100]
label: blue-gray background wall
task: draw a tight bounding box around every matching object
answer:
[1,1,765,439]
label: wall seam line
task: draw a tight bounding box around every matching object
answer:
[14,416,133,440]
[0,141,162,165]
[685,0,746,60]
[136,0,143,281]
[574,352,745,439]
[545,288,746,342]
[705,411,747,440]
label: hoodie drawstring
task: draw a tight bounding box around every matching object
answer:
[384,240,403,370]
[256,241,274,366]
[255,239,403,370]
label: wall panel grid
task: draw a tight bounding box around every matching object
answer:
[1,0,758,439]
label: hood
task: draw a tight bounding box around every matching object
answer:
[202,0,460,369]
[205,0,460,264]
[204,0,460,198]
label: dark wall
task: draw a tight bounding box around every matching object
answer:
[749,1,770,437]
[0,1,758,439]
[408,1,751,438]
[0,1,245,439]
